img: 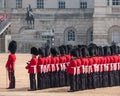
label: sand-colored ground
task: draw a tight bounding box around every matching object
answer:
[0,53,120,96]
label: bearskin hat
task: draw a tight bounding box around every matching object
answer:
[70,48,79,58]
[50,47,58,56]
[31,47,38,56]
[98,46,104,56]
[81,46,89,58]
[59,46,65,56]
[103,46,111,56]
[8,40,17,54]
[44,46,50,57]
[66,45,72,54]
[88,47,95,57]
[38,47,45,57]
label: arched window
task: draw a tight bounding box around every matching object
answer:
[68,30,75,41]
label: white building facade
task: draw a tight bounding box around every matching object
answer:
[0,0,120,52]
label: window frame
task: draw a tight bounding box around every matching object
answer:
[67,30,75,41]
[58,1,66,9]
[37,0,44,9]
[112,0,120,6]
[80,1,87,9]
[16,0,22,8]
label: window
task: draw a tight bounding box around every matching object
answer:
[112,0,120,5]
[112,32,120,43]
[80,1,87,9]
[16,0,22,8]
[37,0,44,8]
[68,30,75,41]
[107,0,110,6]
[58,1,65,9]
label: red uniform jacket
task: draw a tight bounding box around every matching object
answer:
[76,59,81,74]
[113,55,119,70]
[55,56,60,71]
[99,56,104,72]
[26,57,38,74]
[6,54,16,72]
[45,56,51,72]
[59,56,67,71]
[88,57,94,73]
[67,59,77,75]
[50,57,56,72]
[37,57,45,73]
[81,57,89,73]
[92,56,99,72]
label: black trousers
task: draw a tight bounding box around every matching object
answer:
[8,72,15,88]
[93,72,99,88]
[65,71,69,86]
[53,71,59,87]
[37,73,44,89]
[99,72,103,88]
[102,71,108,87]
[81,73,87,90]
[59,71,65,87]
[108,71,114,87]
[87,73,93,89]
[29,74,36,90]
[69,74,76,91]
[114,70,119,86]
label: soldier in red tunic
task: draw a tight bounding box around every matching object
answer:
[6,40,17,89]
[37,48,45,89]
[26,47,38,91]
[59,46,66,87]
[67,48,78,92]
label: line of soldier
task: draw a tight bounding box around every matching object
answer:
[26,45,71,91]
[5,40,120,92]
[25,43,120,92]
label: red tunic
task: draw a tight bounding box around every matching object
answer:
[67,59,77,75]
[88,57,94,73]
[99,56,104,72]
[6,54,16,72]
[81,57,89,73]
[54,56,60,71]
[59,56,66,71]
[45,56,51,72]
[26,57,38,74]
[37,57,45,73]
[76,59,81,74]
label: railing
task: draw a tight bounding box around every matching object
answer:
[0,14,11,35]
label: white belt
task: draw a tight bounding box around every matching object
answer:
[76,67,80,74]
[46,64,50,72]
[43,65,47,73]
[84,66,88,73]
[31,65,37,73]
[113,63,117,70]
[104,64,108,71]
[63,63,66,70]
[56,64,59,71]
[51,64,55,72]
[71,67,76,75]
[82,65,85,73]
[94,64,97,72]
[60,63,63,70]
[66,62,70,66]
[110,63,113,71]
[39,65,43,73]
[100,64,103,72]
[118,63,120,70]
